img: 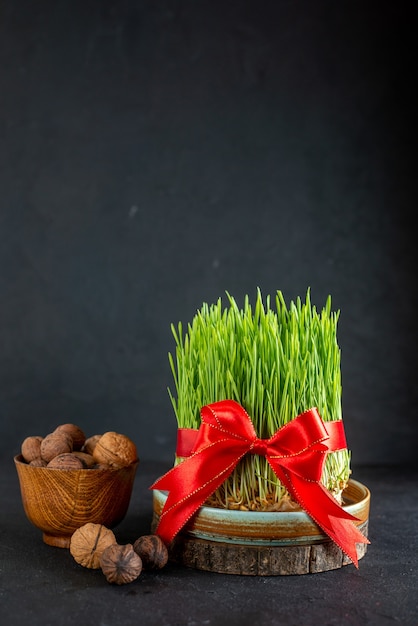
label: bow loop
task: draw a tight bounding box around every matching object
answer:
[197,400,257,445]
[268,407,329,455]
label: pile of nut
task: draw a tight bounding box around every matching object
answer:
[70,522,168,584]
[19,423,168,584]
[19,423,138,469]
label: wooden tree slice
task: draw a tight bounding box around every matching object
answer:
[153,516,368,575]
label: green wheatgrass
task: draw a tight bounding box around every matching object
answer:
[168,289,351,510]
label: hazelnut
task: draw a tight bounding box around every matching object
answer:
[54,423,86,450]
[40,431,73,463]
[100,543,142,585]
[21,436,43,463]
[133,535,168,570]
[93,432,138,469]
[82,434,102,456]
[70,523,117,569]
[47,453,85,470]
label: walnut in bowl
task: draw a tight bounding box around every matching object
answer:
[14,426,139,548]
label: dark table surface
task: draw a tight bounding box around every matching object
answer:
[1,459,417,626]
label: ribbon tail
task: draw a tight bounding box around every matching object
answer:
[285,472,370,568]
[151,443,247,545]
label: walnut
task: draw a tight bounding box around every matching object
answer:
[82,434,102,456]
[100,543,142,585]
[21,436,43,463]
[70,523,117,569]
[71,451,95,468]
[54,423,86,451]
[29,458,47,467]
[47,453,85,470]
[92,432,138,469]
[133,535,168,570]
[40,431,73,463]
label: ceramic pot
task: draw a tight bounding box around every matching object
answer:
[152,479,370,575]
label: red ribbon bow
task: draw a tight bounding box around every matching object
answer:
[151,400,369,567]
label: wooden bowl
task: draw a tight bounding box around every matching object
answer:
[14,455,138,548]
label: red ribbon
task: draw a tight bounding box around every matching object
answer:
[151,400,369,567]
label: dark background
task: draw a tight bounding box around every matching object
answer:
[1,0,416,467]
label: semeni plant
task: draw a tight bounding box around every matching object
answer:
[168,289,351,511]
